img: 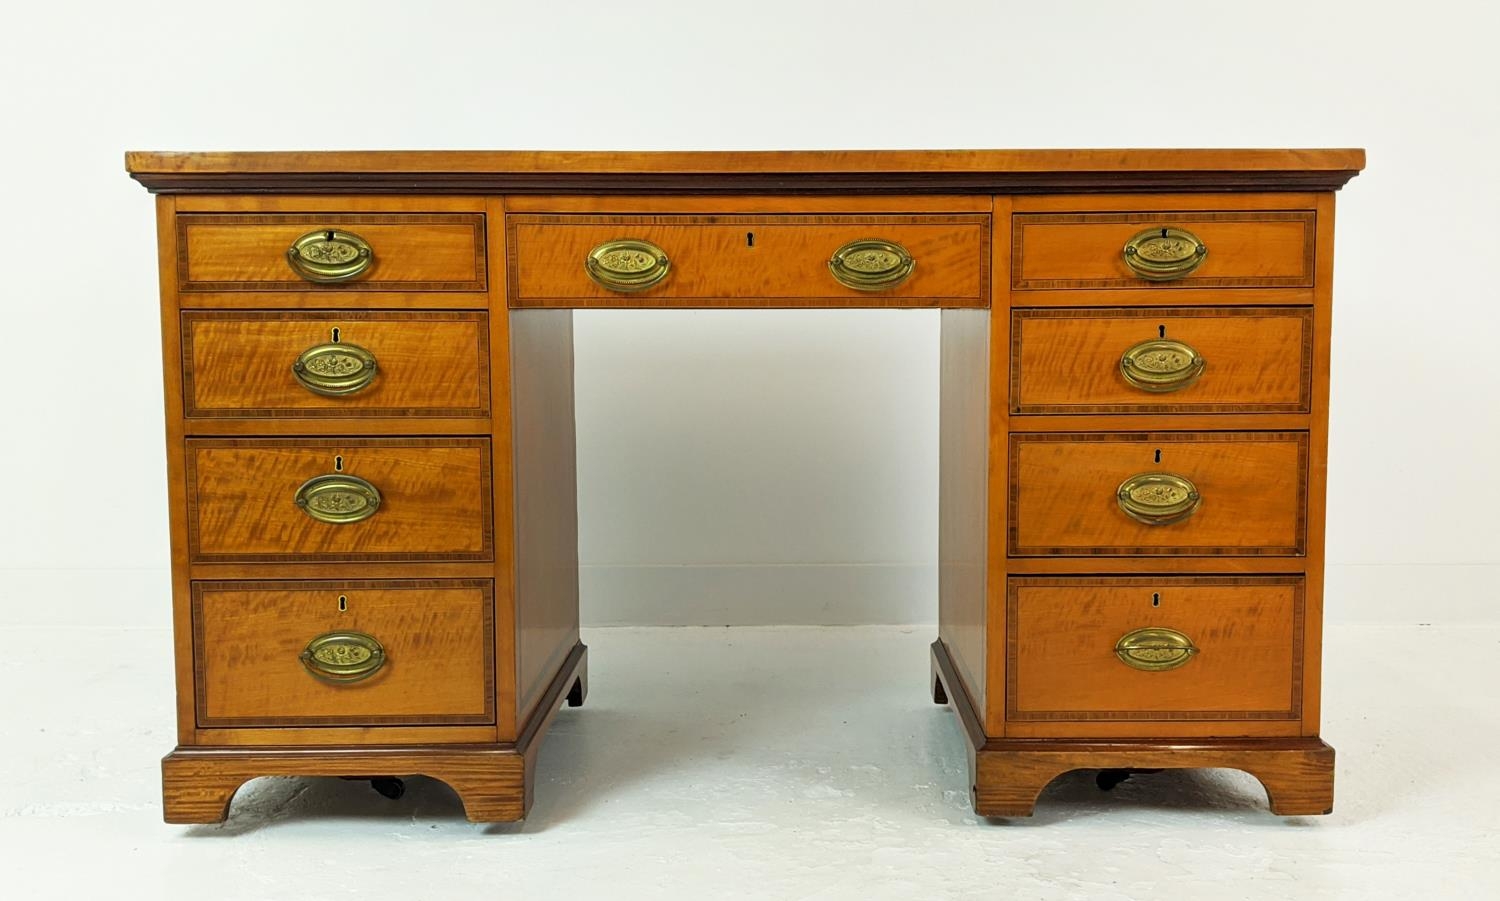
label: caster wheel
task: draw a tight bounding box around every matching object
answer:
[1096,769,1132,791]
[370,777,406,800]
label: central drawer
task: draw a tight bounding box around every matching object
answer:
[507,214,989,305]
[185,438,493,563]
[1009,432,1307,556]
[192,579,495,727]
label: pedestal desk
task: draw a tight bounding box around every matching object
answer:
[125,149,1364,822]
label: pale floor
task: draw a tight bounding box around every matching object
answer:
[2,623,1497,900]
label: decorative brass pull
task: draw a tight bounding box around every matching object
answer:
[300,631,387,683]
[585,239,671,292]
[292,342,378,396]
[828,239,915,291]
[1122,227,1207,281]
[1115,627,1198,672]
[1120,338,1204,392]
[287,229,374,283]
[294,473,382,524]
[1116,472,1201,526]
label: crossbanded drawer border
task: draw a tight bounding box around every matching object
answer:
[1004,574,1305,722]
[190,578,496,728]
[179,310,493,419]
[183,437,495,564]
[1011,210,1316,290]
[176,212,488,292]
[1008,306,1315,415]
[1006,431,1310,557]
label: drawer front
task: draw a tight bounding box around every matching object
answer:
[192,580,494,727]
[1010,307,1312,414]
[177,213,487,292]
[508,214,988,304]
[1009,432,1307,556]
[1007,576,1303,726]
[186,438,492,563]
[1012,211,1314,290]
[181,311,490,418]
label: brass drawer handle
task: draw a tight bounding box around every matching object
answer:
[829,239,915,291]
[292,342,378,396]
[300,631,386,683]
[1115,627,1198,672]
[1122,227,1207,281]
[1117,472,1201,526]
[294,473,382,524]
[1120,338,1204,392]
[585,239,671,292]
[287,229,374,283]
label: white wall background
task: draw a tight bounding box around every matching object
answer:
[0,0,1495,628]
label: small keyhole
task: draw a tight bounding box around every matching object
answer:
[1160,227,1169,238]
[334,455,344,471]
[1154,449,1162,464]
[331,327,341,344]
[747,232,755,247]
[338,595,348,613]
[1159,324,1166,338]
[1152,593,1161,608]
[326,230,336,241]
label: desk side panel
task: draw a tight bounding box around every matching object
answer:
[938,307,990,716]
[508,305,582,732]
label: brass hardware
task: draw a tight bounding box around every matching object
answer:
[286,229,374,283]
[292,342,378,396]
[293,473,382,524]
[1115,627,1198,672]
[1116,472,1201,526]
[1120,338,1205,392]
[299,631,386,683]
[585,239,671,292]
[828,239,916,291]
[1122,227,1207,281]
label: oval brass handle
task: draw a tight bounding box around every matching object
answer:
[294,473,382,524]
[1115,627,1198,672]
[287,229,374,283]
[292,342,378,396]
[829,239,915,291]
[1122,227,1207,281]
[585,239,671,293]
[300,631,387,683]
[1120,338,1204,392]
[1117,472,1201,526]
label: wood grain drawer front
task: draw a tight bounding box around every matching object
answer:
[192,580,494,727]
[1011,307,1312,414]
[1012,211,1314,290]
[186,439,492,563]
[177,213,486,292]
[181,311,490,419]
[1009,433,1307,556]
[1007,576,1303,725]
[508,214,988,306]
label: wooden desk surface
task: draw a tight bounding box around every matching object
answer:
[126,148,1366,194]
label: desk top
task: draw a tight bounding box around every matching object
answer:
[125,148,1365,195]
